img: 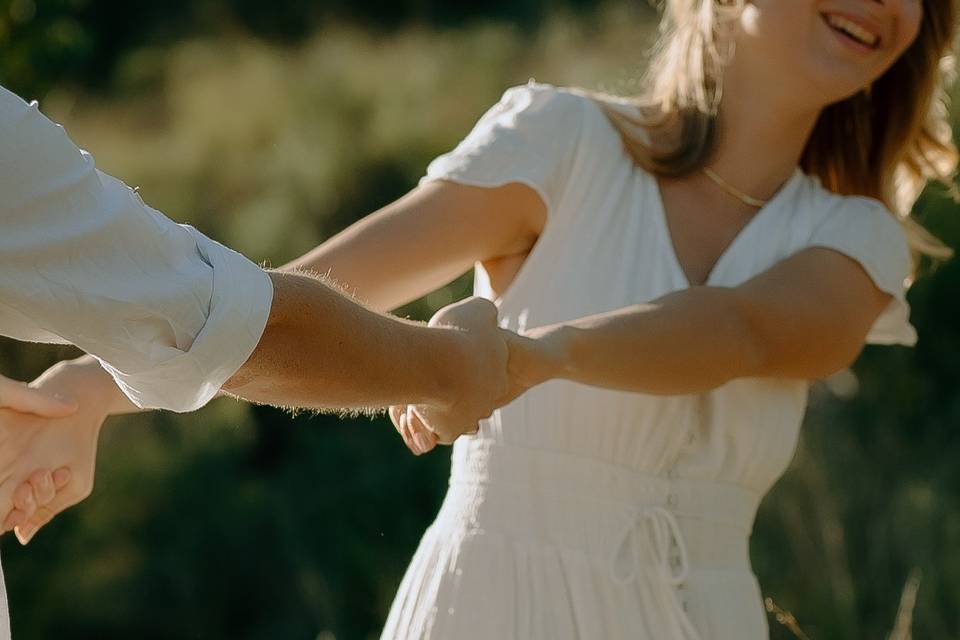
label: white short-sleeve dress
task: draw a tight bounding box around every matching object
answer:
[381,82,916,640]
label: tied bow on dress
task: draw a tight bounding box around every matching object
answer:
[610,505,703,640]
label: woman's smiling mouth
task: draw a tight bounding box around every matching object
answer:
[822,12,882,51]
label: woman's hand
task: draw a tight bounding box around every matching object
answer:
[0,374,79,418]
[1,357,132,544]
[0,372,79,541]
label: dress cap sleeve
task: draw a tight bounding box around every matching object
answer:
[420,81,587,214]
[808,198,917,346]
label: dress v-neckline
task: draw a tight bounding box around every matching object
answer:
[649,168,802,289]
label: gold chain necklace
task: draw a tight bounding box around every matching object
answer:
[702,167,769,208]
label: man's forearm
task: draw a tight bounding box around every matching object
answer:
[222,271,467,410]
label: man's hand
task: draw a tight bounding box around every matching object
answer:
[388,298,564,455]
[387,298,510,451]
[0,358,123,544]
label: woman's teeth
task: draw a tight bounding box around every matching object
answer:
[825,14,879,48]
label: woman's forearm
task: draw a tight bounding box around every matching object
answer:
[529,287,768,396]
[518,248,889,397]
[279,181,545,313]
[277,186,474,313]
[279,233,465,314]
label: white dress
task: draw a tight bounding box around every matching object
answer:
[382,82,916,640]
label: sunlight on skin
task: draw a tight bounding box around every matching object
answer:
[1,297,512,543]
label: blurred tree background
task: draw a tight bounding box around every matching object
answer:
[0,1,957,638]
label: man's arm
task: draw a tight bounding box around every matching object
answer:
[4,288,509,543]
[222,271,501,412]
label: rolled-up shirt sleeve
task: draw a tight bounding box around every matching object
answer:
[0,86,273,412]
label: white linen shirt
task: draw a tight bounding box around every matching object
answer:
[0,84,275,640]
[0,84,274,412]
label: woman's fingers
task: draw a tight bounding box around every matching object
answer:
[393,404,440,456]
[0,377,78,418]
[11,483,37,521]
[390,405,416,454]
[388,405,404,433]
[407,407,439,453]
[398,409,421,455]
[14,479,89,545]
[15,501,59,545]
[0,467,72,535]
[2,508,26,533]
[15,505,56,545]
[52,467,71,490]
[28,469,55,506]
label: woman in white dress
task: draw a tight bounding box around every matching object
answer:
[282,1,958,638]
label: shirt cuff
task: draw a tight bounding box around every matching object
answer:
[99,228,274,412]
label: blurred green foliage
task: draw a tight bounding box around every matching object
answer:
[0,0,603,98]
[0,1,958,639]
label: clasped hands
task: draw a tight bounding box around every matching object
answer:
[387,297,554,455]
[0,297,558,544]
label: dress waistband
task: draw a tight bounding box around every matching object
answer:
[447,440,761,531]
[436,441,761,640]
[438,440,761,571]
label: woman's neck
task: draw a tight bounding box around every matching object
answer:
[706,66,823,202]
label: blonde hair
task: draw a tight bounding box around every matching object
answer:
[594,0,959,258]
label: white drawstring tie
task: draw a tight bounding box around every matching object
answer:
[610,505,703,640]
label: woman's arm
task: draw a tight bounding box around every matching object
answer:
[396,246,894,456]
[508,247,894,396]
[281,180,546,312]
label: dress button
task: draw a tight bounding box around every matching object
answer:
[667,493,679,507]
